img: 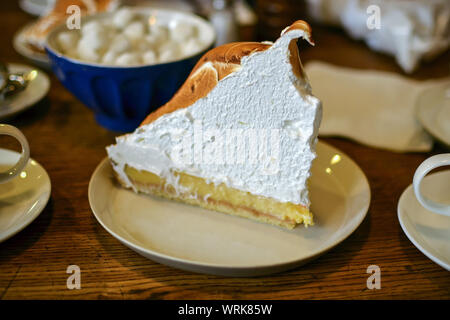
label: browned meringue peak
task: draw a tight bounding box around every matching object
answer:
[141,19,313,126]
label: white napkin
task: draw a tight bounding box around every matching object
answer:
[305,61,448,152]
[306,0,450,73]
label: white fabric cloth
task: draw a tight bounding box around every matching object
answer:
[305,61,449,152]
[306,0,450,73]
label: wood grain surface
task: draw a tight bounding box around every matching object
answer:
[0,1,449,300]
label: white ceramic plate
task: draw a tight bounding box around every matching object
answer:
[0,63,50,120]
[19,0,54,16]
[89,141,371,276]
[13,23,51,69]
[0,148,51,243]
[416,83,450,147]
[398,170,450,271]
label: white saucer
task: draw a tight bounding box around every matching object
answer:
[398,170,450,271]
[19,0,54,16]
[0,63,50,120]
[89,141,371,276]
[13,23,51,69]
[0,148,51,243]
[416,83,450,147]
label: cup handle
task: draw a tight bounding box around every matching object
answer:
[0,124,30,183]
[413,154,450,216]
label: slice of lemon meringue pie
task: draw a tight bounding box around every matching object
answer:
[107,20,322,229]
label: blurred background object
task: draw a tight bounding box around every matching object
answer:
[123,0,258,43]
[255,0,308,41]
[124,0,195,12]
[22,0,120,53]
[15,0,120,69]
[0,63,50,120]
[306,0,450,73]
[305,61,445,152]
[45,7,216,131]
[14,0,450,136]
[209,0,238,45]
[194,0,256,43]
[19,0,55,16]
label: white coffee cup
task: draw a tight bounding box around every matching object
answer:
[0,124,30,183]
[413,153,450,216]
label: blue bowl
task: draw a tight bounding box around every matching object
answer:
[45,9,215,132]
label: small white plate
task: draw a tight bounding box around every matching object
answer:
[416,83,450,147]
[13,23,51,69]
[398,170,450,271]
[19,0,54,16]
[0,148,51,243]
[0,63,50,120]
[89,141,371,276]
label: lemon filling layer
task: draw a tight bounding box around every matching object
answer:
[124,165,313,228]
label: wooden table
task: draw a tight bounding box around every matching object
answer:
[0,2,449,300]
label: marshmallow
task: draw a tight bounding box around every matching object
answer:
[101,50,117,64]
[123,21,145,41]
[57,31,79,54]
[171,22,197,42]
[142,50,157,64]
[135,38,155,53]
[182,38,202,56]
[58,9,210,66]
[112,8,136,29]
[81,20,104,36]
[147,24,170,45]
[109,34,132,54]
[77,38,100,62]
[115,52,141,66]
[158,42,181,62]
